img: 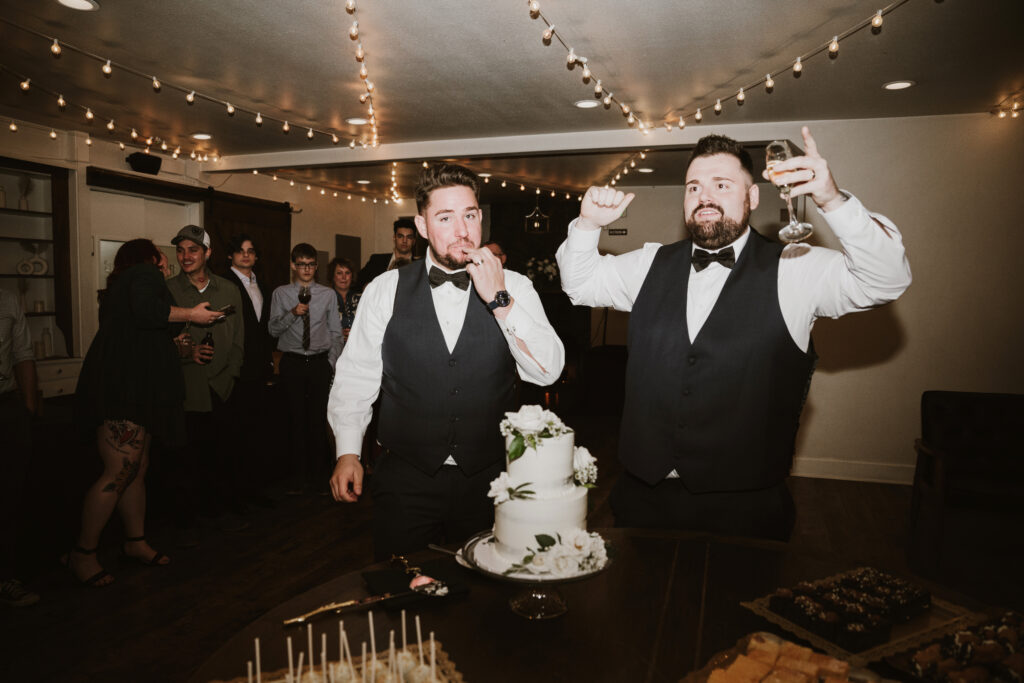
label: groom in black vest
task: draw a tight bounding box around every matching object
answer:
[557,128,911,541]
[328,164,565,559]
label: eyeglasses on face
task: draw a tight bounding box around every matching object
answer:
[294,261,317,269]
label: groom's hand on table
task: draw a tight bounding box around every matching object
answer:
[330,453,363,502]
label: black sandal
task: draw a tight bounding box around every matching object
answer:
[121,536,170,566]
[60,546,113,587]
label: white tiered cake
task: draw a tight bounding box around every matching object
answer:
[480,406,606,577]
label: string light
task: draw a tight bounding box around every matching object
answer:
[19,78,30,91]
[345,0,356,11]
[226,103,235,115]
[594,79,602,96]
[85,108,94,120]
[101,59,112,75]
[694,107,703,122]
[49,129,57,139]
[872,10,884,28]
[186,90,195,104]
[529,0,540,15]
[349,21,359,40]
[355,44,365,61]
[255,112,263,126]
[678,117,685,129]
[793,57,803,73]
[542,25,554,41]
[56,94,66,108]
[714,99,722,113]
[737,87,745,104]
[106,119,115,131]
[282,121,290,133]
[765,73,775,90]
[8,121,16,132]
[152,77,161,91]
[85,135,92,146]
[566,48,576,65]
[829,36,840,55]
[50,39,61,56]
[130,128,138,139]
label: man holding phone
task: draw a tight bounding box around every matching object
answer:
[166,225,246,535]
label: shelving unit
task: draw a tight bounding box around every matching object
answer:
[0,156,75,392]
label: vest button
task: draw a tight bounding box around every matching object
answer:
[451,443,459,451]
[450,387,460,395]
[449,359,457,367]
[682,388,691,396]
[687,355,697,365]
[450,416,459,423]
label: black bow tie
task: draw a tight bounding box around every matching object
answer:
[691,246,736,272]
[428,266,470,290]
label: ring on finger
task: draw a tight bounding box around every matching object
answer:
[810,170,816,181]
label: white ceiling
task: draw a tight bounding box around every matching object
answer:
[0,0,1020,200]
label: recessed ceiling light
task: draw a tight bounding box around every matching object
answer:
[346,117,368,126]
[478,173,492,178]
[190,132,212,140]
[574,99,600,109]
[883,80,915,91]
[356,180,371,185]
[637,168,654,173]
[57,0,100,10]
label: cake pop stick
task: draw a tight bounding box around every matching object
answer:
[368,611,377,679]
[401,610,407,651]
[388,630,395,677]
[361,642,367,683]
[288,636,295,683]
[297,652,305,682]
[339,621,345,676]
[322,633,328,683]
[248,660,253,683]
[342,628,355,678]
[415,616,424,666]
[307,624,314,680]
[255,637,262,683]
[430,632,435,682]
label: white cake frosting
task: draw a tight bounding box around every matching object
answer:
[485,407,606,576]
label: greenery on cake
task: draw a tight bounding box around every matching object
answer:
[503,530,609,577]
[487,473,534,503]
[499,405,572,463]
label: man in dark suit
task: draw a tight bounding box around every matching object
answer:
[355,218,418,291]
[224,234,275,509]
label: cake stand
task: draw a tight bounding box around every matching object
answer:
[458,530,609,620]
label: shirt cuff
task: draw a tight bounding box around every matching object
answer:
[565,219,603,250]
[335,431,364,460]
[498,300,534,339]
[817,191,875,237]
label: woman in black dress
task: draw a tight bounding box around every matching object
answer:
[328,257,361,347]
[67,239,223,586]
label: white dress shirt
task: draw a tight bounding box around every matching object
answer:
[556,193,912,352]
[230,266,263,322]
[327,251,565,459]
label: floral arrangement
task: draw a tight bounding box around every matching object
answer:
[524,256,558,285]
[487,472,534,504]
[573,446,597,488]
[503,529,608,577]
[499,405,572,463]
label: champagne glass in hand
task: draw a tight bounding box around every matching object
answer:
[766,140,814,243]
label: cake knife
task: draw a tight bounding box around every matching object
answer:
[283,592,402,625]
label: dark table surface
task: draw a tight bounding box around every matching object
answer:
[190,529,936,683]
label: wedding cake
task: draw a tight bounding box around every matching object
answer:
[482,406,607,577]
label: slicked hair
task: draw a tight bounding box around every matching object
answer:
[415,163,480,214]
[685,134,754,182]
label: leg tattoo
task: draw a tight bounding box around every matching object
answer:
[104,419,143,455]
[101,457,141,495]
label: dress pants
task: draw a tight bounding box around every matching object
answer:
[610,470,796,541]
[169,388,230,524]
[369,452,502,561]
[278,353,332,490]
[0,390,31,577]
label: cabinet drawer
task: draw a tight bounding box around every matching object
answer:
[40,373,76,398]
[37,358,81,383]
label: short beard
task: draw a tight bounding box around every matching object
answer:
[430,245,467,271]
[685,200,751,250]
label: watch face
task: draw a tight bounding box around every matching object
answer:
[495,290,510,306]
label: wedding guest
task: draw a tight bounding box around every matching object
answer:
[0,289,40,605]
[356,218,418,291]
[557,128,911,541]
[70,239,223,586]
[482,240,507,267]
[327,163,564,559]
[269,244,343,495]
[166,225,246,534]
[327,257,361,346]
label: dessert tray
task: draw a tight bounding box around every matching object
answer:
[742,568,981,668]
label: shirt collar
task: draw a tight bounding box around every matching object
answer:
[230,266,255,283]
[692,226,751,258]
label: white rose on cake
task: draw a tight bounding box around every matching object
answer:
[502,404,564,436]
[573,446,598,487]
[488,472,513,504]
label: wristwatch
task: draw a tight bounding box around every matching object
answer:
[487,290,511,311]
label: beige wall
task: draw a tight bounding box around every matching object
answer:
[4,112,1022,483]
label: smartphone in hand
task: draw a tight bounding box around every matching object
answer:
[217,304,236,315]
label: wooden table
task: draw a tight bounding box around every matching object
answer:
[190,529,913,683]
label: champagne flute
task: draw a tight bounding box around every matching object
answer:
[765,140,814,243]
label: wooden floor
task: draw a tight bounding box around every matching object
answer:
[0,413,1015,682]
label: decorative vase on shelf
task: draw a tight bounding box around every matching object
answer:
[17,175,32,211]
[41,327,53,358]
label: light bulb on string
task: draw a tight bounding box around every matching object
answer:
[359,64,368,79]
[86,136,92,146]
[359,93,368,103]
[146,136,153,145]
[307,128,315,139]
[19,78,30,91]
[620,103,630,115]
[694,107,702,122]
[51,39,61,56]
[714,99,722,113]
[581,64,591,81]
[365,81,374,92]
[678,116,685,129]
[349,140,356,148]
[120,142,126,150]
[282,121,290,133]
[793,57,803,74]
[289,180,295,187]
[603,94,612,107]
[174,146,181,155]
[8,121,16,132]
[529,0,540,17]
[332,134,339,144]
[627,112,635,125]
[186,90,195,104]
[640,152,646,159]
[189,149,195,159]
[160,141,168,151]
[56,94,66,109]
[630,160,636,168]
[106,120,114,131]
[542,25,554,41]
[535,188,541,195]
[550,190,556,197]
[255,112,263,126]
[355,44,365,61]
[306,185,311,191]
[172,151,178,159]
[567,48,576,65]
[737,87,745,103]
[345,0,356,12]
[872,11,884,28]
[349,21,359,40]
[85,108,94,120]
[829,36,839,55]
[131,128,138,139]
[565,193,571,199]
[49,129,57,140]
[594,79,602,96]
[765,74,775,90]
[152,77,161,91]
[226,103,235,116]
[102,59,112,75]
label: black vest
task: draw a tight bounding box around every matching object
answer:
[378,261,516,475]
[620,231,816,491]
